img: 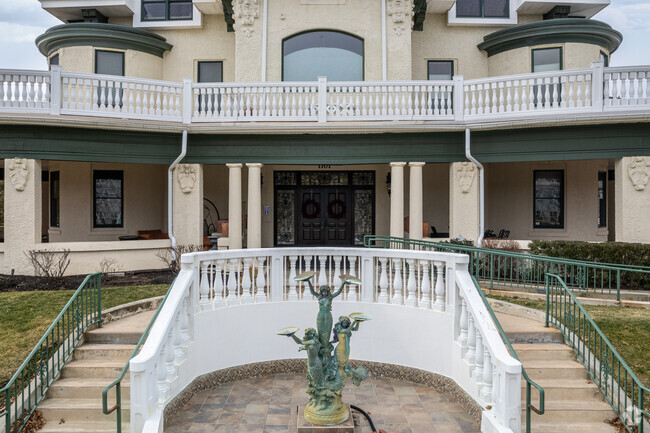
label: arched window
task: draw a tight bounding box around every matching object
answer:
[283,31,363,81]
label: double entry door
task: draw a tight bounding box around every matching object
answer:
[299,187,349,245]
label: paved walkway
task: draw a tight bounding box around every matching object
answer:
[164,374,481,433]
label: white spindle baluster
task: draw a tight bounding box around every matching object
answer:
[180,295,190,346]
[241,258,253,304]
[213,260,225,308]
[481,351,493,402]
[378,257,389,303]
[157,357,169,403]
[226,259,237,305]
[419,260,431,309]
[458,298,468,345]
[528,79,535,110]
[318,255,327,288]
[406,258,417,307]
[433,261,445,311]
[498,82,505,112]
[165,332,177,380]
[505,81,512,112]
[584,75,591,107]
[473,331,484,382]
[392,259,403,305]
[348,256,358,301]
[333,256,342,292]
[466,315,476,365]
[288,255,298,301]
[173,312,184,361]
[149,85,155,115]
[200,262,210,310]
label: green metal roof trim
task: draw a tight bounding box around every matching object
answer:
[477,18,622,57]
[36,23,173,58]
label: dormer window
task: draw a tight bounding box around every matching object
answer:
[456,0,509,18]
[142,0,192,21]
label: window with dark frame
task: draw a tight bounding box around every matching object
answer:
[197,61,223,113]
[598,171,607,228]
[456,0,509,18]
[532,47,562,106]
[93,170,123,228]
[142,0,192,21]
[428,60,454,111]
[95,50,124,108]
[50,171,60,228]
[534,170,564,229]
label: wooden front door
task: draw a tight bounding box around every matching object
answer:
[298,188,350,245]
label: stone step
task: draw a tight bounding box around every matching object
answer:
[523,360,589,380]
[521,379,603,401]
[38,420,128,433]
[84,329,142,345]
[524,399,616,423]
[60,360,126,379]
[522,421,617,433]
[47,377,130,400]
[497,314,565,344]
[38,398,130,423]
[512,343,575,361]
[73,344,135,361]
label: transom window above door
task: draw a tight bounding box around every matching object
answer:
[282,31,364,82]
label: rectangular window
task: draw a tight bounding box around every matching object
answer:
[198,61,223,113]
[142,0,192,21]
[598,171,607,227]
[427,60,453,80]
[50,171,60,228]
[95,50,124,76]
[94,170,123,228]
[534,170,564,229]
[532,47,562,105]
[457,0,508,17]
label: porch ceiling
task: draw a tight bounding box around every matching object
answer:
[0,123,648,164]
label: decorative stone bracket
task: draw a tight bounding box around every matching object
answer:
[456,162,477,193]
[8,158,29,192]
[233,0,260,37]
[628,156,650,191]
[387,0,415,36]
[177,164,197,194]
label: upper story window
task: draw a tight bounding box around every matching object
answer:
[532,48,562,72]
[198,61,223,83]
[142,0,192,21]
[456,0,509,18]
[283,31,363,81]
[428,61,454,80]
[95,50,124,76]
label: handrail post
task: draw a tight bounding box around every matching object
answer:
[454,75,464,121]
[545,274,550,328]
[50,66,62,116]
[591,61,604,112]
[616,269,621,301]
[317,76,327,123]
[182,78,192,124]
[97,274,102,328]
[490,253,494,290]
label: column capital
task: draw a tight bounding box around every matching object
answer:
[409,162,425,167]
[246,163,263,168]
[390,162,407,167]
[226,163,243,169]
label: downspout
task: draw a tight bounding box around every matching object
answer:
[465,128,485,247]
[381,0,387,81]
[262,0,268,82]
[168,130,188,259]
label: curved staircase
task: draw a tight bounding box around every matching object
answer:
[36,311,154,433]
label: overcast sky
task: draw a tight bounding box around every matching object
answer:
[0,0,648,70]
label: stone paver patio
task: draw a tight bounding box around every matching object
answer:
[164,373,481,433]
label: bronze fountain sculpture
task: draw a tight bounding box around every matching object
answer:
[277,271,371,426]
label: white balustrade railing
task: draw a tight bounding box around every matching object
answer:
[60,72,183,121]
[603,66,650,109]
[464,68,593,118]
[0,69,50,113]
[3,63,648,125]
[130,247,522,433]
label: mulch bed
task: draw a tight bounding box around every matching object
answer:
[0,270,175,292]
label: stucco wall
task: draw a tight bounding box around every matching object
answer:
[485,160,609,241]
[48,161,167,243]
[488,43,604,77]
[57,46,94,74]
[422,163,450,236]
[55,45,163,79]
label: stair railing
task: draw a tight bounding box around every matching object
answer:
[102,280,174,433]
[545,273,649,432]
[0,273,102,433]
[471,276,545,433]
[364,235,650,301]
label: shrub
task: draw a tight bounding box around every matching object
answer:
[156,244,203,274]
[481,239,521,252]
[446,237,474,247]
[24,249,71,278]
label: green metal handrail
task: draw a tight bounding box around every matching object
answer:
[1,273,102,433]
[471,276,545,433]
[102,281,174,433]
[545,273,649,432]
[364,235,650,301]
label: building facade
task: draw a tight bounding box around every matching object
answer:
[1,0,649,275]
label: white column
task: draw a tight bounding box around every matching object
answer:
[4,159,42,275]
[227,163,243,250]
[390,162,406,238]
[246,163,263,249]
[409,162,424,240]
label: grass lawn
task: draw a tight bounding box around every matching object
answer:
[488,294,650,409]
[0,284,169,389]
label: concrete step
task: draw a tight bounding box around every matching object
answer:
[522,360,589,380]
[38,420,129,433]
[84,330,142,345]
[38,398,130,423]
[60,360,125,379]
[521,379,603,401]
[497,314,565,344]
[522,421,617,433]
[525,399,616,423]
[73,344,135,361]
[512,343,575,362]
[47,377,130,400]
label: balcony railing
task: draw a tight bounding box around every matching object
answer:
[1,63,648,126]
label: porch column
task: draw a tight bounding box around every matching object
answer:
[172,163,204,246]
[247,163,262,249]
[390,162,406,238]
[227,163,243,250]
[615,157,650,243]
[409,162,425,240]
[4,158,42,275]
[449,162,480,243]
